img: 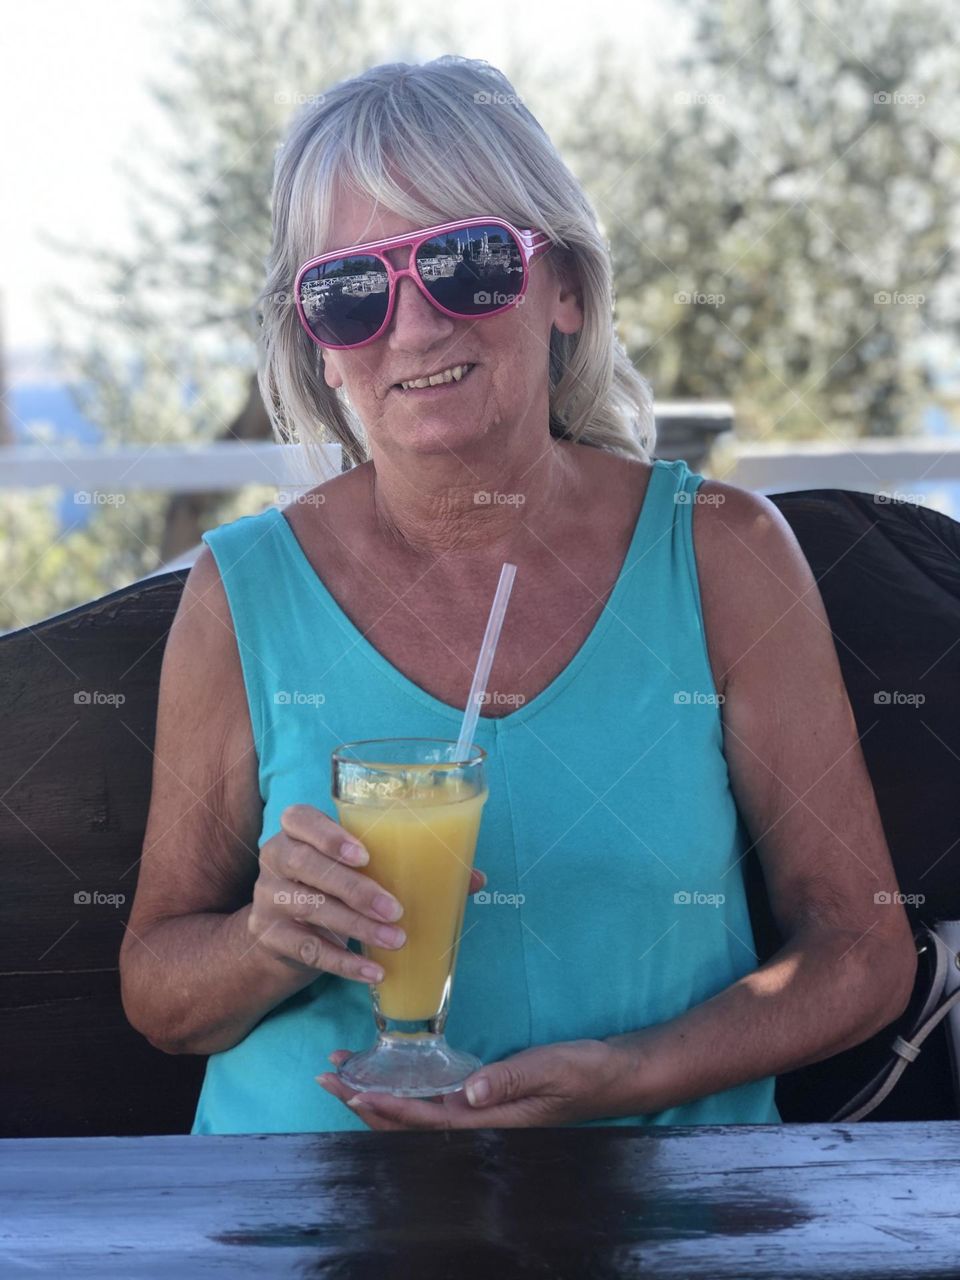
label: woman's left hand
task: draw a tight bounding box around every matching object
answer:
[315,1038,632,1130]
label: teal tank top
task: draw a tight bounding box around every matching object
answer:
[191,457,781,1133]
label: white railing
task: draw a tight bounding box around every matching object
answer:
[0,440,342,492]
[725,438,960,493]
[4,432,960,502]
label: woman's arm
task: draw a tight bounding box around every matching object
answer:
[604,480,918,1114]
[119,547,320,1055]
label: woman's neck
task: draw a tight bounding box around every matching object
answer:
[367,437,578,559]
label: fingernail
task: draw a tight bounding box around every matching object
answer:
[466,1077,490,1106]
[347,1096,370,1108]
[360,964,384,981]
[374,924,406,947]
[341,841,369,865]
[373,893,403,921]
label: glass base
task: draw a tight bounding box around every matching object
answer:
[337,1030,482,1097]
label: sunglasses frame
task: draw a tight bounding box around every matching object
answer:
[293,216,552,351]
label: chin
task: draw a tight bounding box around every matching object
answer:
[389,416,489,455]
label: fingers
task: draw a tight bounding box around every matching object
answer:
[316,1077,490,1130]
[287,891,407,953]
[279,803,367,866]
[261,919,385,985]
[276,805,485,909]
[255,805,486,981]
[269,834,404,925]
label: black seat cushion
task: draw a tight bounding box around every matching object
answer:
[758,490,960,1120]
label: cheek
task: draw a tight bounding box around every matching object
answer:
[481,314,537,383]
[336,362,384,411]
[485,313,549,392]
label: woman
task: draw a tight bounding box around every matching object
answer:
[119,56,917,1134]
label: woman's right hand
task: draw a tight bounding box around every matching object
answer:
[249,803,486,984]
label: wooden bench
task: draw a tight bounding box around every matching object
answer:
[2,489,958,1136]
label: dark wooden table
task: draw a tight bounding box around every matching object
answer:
[2,1123,959,1277]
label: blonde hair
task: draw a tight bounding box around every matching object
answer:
[257,56,655,471]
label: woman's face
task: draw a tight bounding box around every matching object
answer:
[317,186,583,459]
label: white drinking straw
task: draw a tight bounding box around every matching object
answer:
[451,562,517,762]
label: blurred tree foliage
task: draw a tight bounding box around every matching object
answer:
[4,0,959,631]
[563,0,960,441]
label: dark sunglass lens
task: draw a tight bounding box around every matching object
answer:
[299,254,389,345]
[416,225,524,316]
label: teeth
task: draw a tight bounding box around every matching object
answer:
[400,363,472,390]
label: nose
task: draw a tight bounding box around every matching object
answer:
[385,268,454,350]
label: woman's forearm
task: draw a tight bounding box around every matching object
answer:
[120,904,321,1056]
[603,927,917,1117]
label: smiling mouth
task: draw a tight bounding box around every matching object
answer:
[392,363,477,392]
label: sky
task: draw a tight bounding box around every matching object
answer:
[1,1,173,367]
[0,0,687,370]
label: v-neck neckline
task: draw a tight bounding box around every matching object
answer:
[268,459,667,731]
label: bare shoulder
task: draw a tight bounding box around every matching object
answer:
[176,542,235,633]
[163,543,253,752]
[127,542,262,929]
[692,478,809,574]
[689,478,824,695]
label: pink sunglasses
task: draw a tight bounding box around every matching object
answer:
[294,215,552,350]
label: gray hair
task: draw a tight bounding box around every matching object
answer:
[256,56,655,471]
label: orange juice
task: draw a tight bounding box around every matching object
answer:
[335,776,487,1021]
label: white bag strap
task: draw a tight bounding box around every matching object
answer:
[829,925,960,1123]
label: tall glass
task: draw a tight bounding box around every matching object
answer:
[331,737,488,1096]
